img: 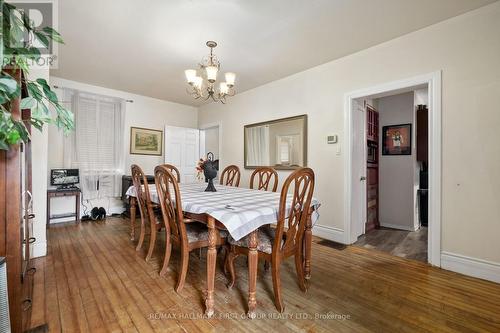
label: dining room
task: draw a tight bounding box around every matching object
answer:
[1,1,500,332]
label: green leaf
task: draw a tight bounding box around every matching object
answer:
[36,78,49,88]
[27,81,43,100]
[34,31,50,48]
[6,128,20,144]
[43,86,58,103]
[20,96,36,109]
[0,140,9,150]
[0,75,18,94]
[41,26,64,44]
[13,120,29,142]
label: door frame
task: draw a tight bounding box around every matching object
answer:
[343,71,442,266]
[199,121,222,166]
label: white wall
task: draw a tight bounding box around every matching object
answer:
[199,3,500,266]
[47,77,198,220]
[377,92,416,231]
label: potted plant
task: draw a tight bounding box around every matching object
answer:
[0,1,74,150]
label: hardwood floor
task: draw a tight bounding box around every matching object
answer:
[354,227,428,262]
[27,218,500,332]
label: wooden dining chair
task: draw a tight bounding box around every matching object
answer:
[154,165,228,292]
[225,167,315,312]
[220,165,241,187]
[161,163,181,183]
[250,167,278,192]
[131,164,161,262]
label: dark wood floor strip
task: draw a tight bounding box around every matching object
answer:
[26,218,500,333]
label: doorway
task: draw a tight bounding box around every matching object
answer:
[344,72,442,266]
[200,123,222,176]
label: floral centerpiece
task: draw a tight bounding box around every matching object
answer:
[196,152,218,192]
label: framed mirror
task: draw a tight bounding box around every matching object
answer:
[244,115,307,170]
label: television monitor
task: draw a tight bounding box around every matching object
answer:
[50,169,79,188]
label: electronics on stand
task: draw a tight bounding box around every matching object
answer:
[50,168,80,190]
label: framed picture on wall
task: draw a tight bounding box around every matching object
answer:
[130,127,163,156]
[382,123,412,155]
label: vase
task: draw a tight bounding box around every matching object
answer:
[205,178,217,192]
[203,160,218,192]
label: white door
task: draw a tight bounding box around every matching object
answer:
[351,100,367,242]
[164,126,200,183]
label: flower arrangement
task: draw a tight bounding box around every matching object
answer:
[195,158,208,180]
[196,154,218,192]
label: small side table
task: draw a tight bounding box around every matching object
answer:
[46,188,81,226]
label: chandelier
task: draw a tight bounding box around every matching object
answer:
[184,41,236,104]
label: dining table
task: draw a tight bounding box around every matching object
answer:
[126,182,321,317]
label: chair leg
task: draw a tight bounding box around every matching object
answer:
[175,247,190,293]
[160,236,172,277]
[294,249,307,292]
[135,209,146,251]
[226,248,237,289]
[145,215,157,262]
[271,259,284,313]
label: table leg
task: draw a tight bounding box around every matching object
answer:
[304,208,313,280]
[247,230,258,318]
[205,216,217,317]
[130,197,136,241]
[76,192,80,223]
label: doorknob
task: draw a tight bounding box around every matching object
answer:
[360,176,366,181]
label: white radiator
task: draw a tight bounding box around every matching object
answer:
[0,257,11,333]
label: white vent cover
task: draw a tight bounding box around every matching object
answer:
[0,258,11,333]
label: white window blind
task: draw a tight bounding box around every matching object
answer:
[63,90,125,200]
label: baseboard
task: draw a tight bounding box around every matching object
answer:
[31,241,47,258]
[312,224,345,244]
[108,206,125,215]
[379,222,416,232]
[441,251,500,284]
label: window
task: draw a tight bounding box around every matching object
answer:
[63,90,125,199]
[279,140,290,164]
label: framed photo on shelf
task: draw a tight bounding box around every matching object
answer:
[382,123,412,155]
[130,127,163,156]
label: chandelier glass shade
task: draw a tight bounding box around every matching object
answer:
[185,41,236,103]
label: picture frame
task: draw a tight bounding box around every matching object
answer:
[382,123,412,155]
[130,127,163,156]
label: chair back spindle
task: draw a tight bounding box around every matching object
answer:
[274,168,315,255]
[220,165,241,187]
[160,164,181,183]
[131,164,152,221]
[250,167,278,192]
[154,165,186,243]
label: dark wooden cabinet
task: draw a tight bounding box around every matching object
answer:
[416,105,428,163]
[366,105,379,231]
[367,105,379,142]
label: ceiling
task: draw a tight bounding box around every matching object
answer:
[50,0,496,106]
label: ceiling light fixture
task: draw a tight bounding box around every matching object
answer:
[185,41,236,104]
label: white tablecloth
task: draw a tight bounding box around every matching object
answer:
[126,182,320,241]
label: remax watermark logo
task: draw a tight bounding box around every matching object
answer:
[3,0,59,68]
